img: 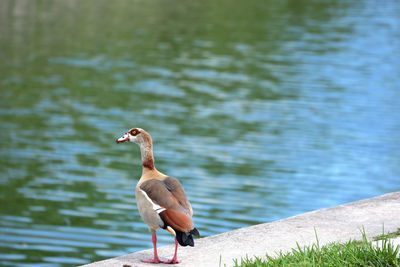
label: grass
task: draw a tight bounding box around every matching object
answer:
[374,228,400,241]
[233,229,400,267]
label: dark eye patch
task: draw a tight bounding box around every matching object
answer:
[130,128,140,136]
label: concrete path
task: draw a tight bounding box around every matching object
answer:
[82,192,400,267]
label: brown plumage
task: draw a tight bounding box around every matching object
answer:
[117,128,199,264]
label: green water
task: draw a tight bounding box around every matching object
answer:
[1,0,399,266]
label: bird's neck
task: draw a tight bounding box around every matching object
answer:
[137,140,168,185]
[139,142,155,172]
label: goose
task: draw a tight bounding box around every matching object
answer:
[117,128,199,264]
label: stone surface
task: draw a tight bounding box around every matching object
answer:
[81,192,400,267]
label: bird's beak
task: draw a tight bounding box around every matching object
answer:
[116,133,129,143]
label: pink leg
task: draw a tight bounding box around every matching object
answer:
[163,238,181,264]
[141,234,162,263]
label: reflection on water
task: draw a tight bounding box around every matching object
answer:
[1,0,400,265]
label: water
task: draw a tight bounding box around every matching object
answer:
[1,0,399,265]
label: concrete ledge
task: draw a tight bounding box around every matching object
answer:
[82,192,400,267]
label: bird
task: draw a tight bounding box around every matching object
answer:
[116,128,199,264]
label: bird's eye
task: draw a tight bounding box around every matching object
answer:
[130,130,137,136]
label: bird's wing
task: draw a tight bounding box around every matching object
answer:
[163,177,193,216]
[139,178,194,232]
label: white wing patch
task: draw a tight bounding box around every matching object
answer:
[140,189,166,214]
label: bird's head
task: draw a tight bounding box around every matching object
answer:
[116,128,150,145]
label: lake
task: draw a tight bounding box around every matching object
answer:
[0,0,399,266]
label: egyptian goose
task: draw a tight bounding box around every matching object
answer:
[116,128,199,264]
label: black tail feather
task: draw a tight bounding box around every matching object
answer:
[190,227,200,237]
[176,228,200,247]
